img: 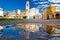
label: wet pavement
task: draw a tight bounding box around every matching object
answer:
[0,23,60,40]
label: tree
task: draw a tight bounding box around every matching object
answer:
[23,16,28,19]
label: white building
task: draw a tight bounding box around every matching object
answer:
[30,8,39,16]
[29,8,39,19]
[0,8,3,16]
[8,10,16,18]
[25,0,40,19]
[17,9,21,15]
[35,13,41,19]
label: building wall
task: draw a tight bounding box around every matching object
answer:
[4,11,17,18]
[0,8,3,16]
[41,8,48,20]
[41,5,56,20]
[4,12,10,18]
[20,10,27,19]
[47,5,56,15]
[17,10,21,15]
[8,11,16,18]
[28,8,39,19]
[29,8,39,16]
[55,12,60,19]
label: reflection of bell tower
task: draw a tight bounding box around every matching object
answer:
[26,0,30,12]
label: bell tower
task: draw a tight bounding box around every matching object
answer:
[26,0,30,12]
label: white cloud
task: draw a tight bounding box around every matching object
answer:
[38,2,48,4]
[51,4,60,6]
[34,3,38,4]
[37,5,42,8]
[49,0,60,3]
[42,5,49,7]
[33,0,38,1]
[56,6,60,12]
[34,1,48,5]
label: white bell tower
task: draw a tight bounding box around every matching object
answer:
[26,0,30,12]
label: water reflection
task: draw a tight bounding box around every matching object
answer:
[0,23,60,40]
[15,23,39,32]
[42,24,56,35]
[15,23,40,40]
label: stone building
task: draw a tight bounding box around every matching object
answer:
[3,0,40,19]
[54,12,60,19]
[41,5,60,20]
[16,0,30,19]
[19,10,28,19]
[4,11,17,18]
[41,5,56,19]
[4,12,10,18]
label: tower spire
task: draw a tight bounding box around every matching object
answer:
[26,0,30,11]
[26,0,29,3]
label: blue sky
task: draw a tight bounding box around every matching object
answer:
[0,0,36,12]
[0,0,60,13]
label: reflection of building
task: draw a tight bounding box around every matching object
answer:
[0,26,3,31]
[42,24,55,35]
[41,5,60,19]
[16,23,39,32]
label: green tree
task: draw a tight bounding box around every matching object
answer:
[23,16,28,19]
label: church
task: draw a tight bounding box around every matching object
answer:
[19,0,39,19]
[3,0,40,19]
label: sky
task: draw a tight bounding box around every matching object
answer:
[0,0,60,13]
[0,0,36,12]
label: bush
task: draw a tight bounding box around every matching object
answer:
[23,16,28,19]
